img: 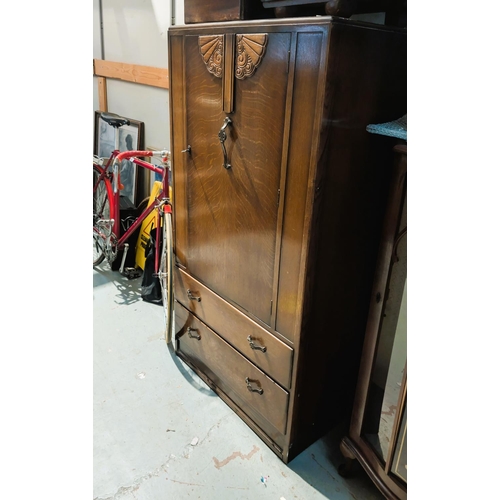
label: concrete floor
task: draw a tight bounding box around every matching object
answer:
[93,264,384,500]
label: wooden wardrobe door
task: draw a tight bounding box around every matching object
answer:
[182,32,290,326]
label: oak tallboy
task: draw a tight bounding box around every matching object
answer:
[168,16,406,463]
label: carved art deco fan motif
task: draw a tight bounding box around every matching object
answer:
[199,35,224,78]
[198,34,268,80]
[235,34,268,80]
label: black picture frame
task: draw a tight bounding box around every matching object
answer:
[94,111,144,206]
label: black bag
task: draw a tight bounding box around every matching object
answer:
[141,227,162,304]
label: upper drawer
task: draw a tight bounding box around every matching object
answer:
[174,266,293,389]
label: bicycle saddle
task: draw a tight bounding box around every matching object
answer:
[100,112,130,128]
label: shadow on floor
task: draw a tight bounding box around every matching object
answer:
[93,266,144,305]
[288,422,384,500]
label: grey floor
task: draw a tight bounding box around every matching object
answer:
[93,263,384,500]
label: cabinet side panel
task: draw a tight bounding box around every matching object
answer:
[275,32,323,343]
[288,22,407,461]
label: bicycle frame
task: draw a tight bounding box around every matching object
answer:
[94,148,172,272]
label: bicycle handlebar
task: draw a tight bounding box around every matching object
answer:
[115,150,154,161]
[112,150,170,194]
[115,149,171,163]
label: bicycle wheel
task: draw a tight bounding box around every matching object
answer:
[93,164,115,266]
[159,210,174,343]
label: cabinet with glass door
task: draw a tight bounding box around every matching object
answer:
[340,144,407,500]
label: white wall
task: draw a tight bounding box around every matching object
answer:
[93,0,185,152]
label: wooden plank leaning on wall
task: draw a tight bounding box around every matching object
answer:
[93,59,170,111]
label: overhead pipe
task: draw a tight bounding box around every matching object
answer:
[98,0,105,59]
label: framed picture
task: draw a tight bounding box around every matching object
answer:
[94,111,144,206]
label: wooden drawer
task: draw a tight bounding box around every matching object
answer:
[176,305,289,435]
[184,0,267,24]
[174,266,294,389]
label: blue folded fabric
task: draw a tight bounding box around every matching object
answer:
[366,114,407,140]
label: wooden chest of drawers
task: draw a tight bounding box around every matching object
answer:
[168,16,406,463]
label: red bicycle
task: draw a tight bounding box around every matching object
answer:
[93,112,174,343]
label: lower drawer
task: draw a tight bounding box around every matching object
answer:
[175,304,289,436]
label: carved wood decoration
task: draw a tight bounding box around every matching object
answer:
[235,34,268,80]
[199,35,224,78]
[198,33,268,112]
[199,34,268,81]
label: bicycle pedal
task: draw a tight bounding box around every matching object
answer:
[122,267,142,280]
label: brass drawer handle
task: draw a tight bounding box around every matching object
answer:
[245,377,264,395]
[187,289,201,302]
[218,117,232,169]
[247,335,267,353]
[187,327,201,340]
